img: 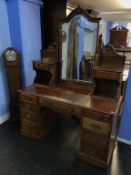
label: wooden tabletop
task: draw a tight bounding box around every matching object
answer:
[19,84,121,115]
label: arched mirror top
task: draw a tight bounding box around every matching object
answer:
[59,7,101,84]
[59,7,101,24]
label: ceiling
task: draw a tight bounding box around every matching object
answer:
[76,0,131,21]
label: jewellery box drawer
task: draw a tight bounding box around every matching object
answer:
[94,69,121,81]
[33,62,50,71]
[82,117,111,134]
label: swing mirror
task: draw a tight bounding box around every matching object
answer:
[59,7,100,83]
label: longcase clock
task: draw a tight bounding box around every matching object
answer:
[3,48,21,121]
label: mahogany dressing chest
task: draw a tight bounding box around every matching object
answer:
[18,7,125,168]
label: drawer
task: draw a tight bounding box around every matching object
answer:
[20,93,38,103]
[82,109,111,124]
[20,101,38,113]
[20,110,38,122]
[21,119,40,135]
[82,117,111,134]
[80,142,107,161]
[81,129,109,148]
[33,62,50,71]
[39,98,81,116]
[94,69,121,81]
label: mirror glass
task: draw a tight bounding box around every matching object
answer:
[61,14,98,82]
[99,20,131,81]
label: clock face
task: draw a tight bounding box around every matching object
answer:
[5,49,17,62]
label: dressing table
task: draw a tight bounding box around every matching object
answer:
[18,7,125,168]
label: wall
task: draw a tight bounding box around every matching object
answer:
[0,0,11,123]
[18,0,42,86]
[7,0,42,86]
[7,0,24,84]
[0,0,42,124]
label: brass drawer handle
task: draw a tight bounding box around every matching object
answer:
[90,123,101,130]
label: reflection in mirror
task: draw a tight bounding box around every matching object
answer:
[61,15,97,82]
[99,20,131,81]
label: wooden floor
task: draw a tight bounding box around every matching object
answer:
[0,116,131,175]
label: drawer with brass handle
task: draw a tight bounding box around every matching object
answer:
[20,101,38,113]
[94,69,121,81]
[20,110,38,122]
[50,101,74,114]
[21,119,40,134]
[81,129,109,148]
[82,109,111,124]
[33,62,50,71]
[80,143,107,161]
[39,98,78,115]
[82,117,111,134]
[20,93,38,103]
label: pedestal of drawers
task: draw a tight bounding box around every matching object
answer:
[79,109,117,168]
[20,93,57,139]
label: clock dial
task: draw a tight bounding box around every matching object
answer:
[5,49,17,62]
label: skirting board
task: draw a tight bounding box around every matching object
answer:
[117,136,131,145]
[0,113,10,125]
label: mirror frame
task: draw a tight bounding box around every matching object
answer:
[58,7,101,86]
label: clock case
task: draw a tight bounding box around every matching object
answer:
[3,48,21,122]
